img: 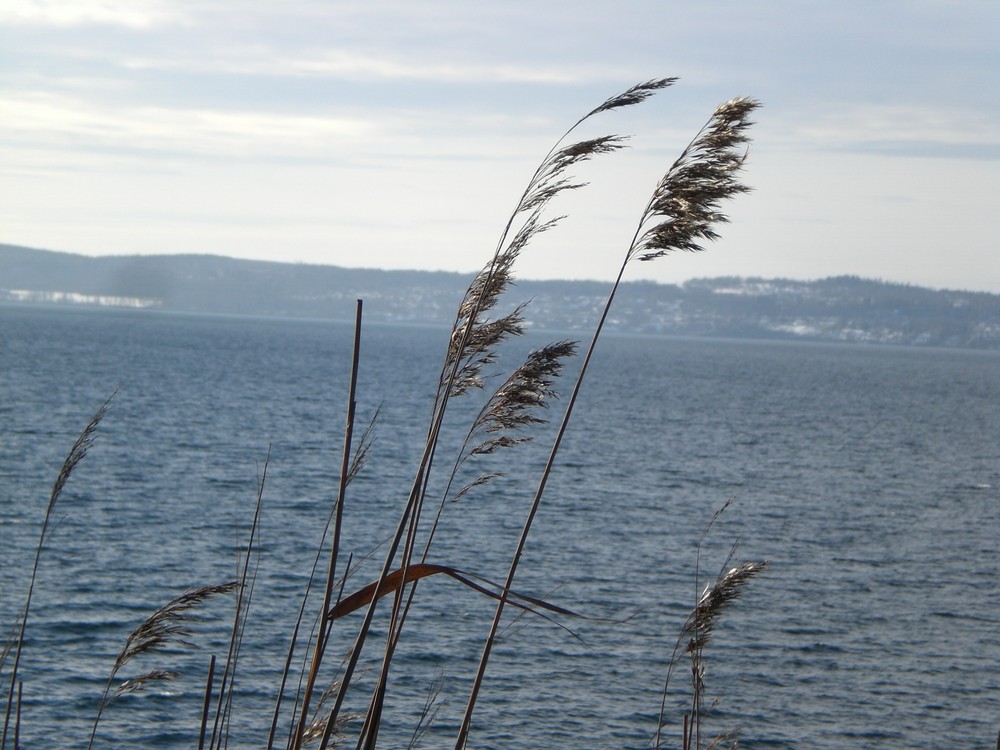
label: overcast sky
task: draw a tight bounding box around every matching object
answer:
[2,0,998,291]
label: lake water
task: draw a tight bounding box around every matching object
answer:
[2,304,999,749]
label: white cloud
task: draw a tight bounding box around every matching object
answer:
[0,0,184,28]
[121,49,589,84]
[774,103,1000,160]
[0,93,376,161]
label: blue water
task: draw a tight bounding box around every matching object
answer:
[2,303,999,748]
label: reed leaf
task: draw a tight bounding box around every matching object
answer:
[327,563,580,623]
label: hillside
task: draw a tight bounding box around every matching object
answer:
[2,243,998,349]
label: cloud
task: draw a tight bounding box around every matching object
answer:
[0,93,375,163]
[121,50,589,85]
[780,103,1000,161]
[0,0,184,28]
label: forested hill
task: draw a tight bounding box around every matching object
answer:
[2,243,998,349]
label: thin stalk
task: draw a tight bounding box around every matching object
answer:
[12,684,19,750]
[209,449,269,750]
[455,257,630,748]
[319,231,522,750]
[293,300,364,749]
[198,655,217,750]
[269,409,377,749]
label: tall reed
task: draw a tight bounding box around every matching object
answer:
[2,393,114,750]
[1,78,769,749]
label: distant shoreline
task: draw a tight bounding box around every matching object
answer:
[3,243,999,350]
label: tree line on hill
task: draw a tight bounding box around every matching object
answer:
[2,243,998,349]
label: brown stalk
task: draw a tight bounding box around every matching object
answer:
[208,449,270,750]
[267,411,377,749]
[291,300,365,750]
[198,655,216,750]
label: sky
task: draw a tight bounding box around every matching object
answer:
[1,0,998,292]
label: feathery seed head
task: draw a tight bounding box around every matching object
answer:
[108,669,179,704]
[684,560,767,653]
[586,78,679,119]
[631,97,760,263]
[469,340,577,452]
[114,581,240,671]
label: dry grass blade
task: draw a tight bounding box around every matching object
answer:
[326,563,580,623]
[683,561,768,653]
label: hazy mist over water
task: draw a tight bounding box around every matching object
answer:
[2,305,999,748]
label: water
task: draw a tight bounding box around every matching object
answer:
[2,304,999,748]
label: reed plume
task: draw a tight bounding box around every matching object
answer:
[2,392,114,750]
[89,581,240,749]
[110,669,180,699]
[442,339,579,510]
[583,77,679,119]
[654,502,766,750]
[630,97,759,262]
[679,560,767,750]
[683,561,768,654]
[468,340,578,456]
